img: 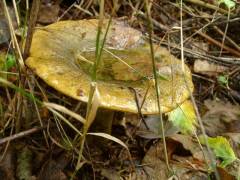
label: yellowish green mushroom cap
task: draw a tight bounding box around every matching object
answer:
[26,19,193,114]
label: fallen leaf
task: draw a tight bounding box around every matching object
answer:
[170,134,206,162]
[168,100,197,135]
[202,100,240,136]
[199,136,236,167]
[142,139,208,179]
[136,115,179,139]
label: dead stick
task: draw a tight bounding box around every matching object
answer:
[2,0,25,71]
[197,31,240,57]
[212,26,240,51]
[183,0,229,14]
[0,127,43,145]
[23,0,41,59]
[200,11,240,52]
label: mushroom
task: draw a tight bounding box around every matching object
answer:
[26,19,193,135]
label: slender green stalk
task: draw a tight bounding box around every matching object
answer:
[0,77,41,105]
[12,0,20,26]
[188,87,220,179]
[179,1,220,179]
[23,0,41,59]
[92,17,112,81]
[3,0,25,71]
[75,83,96,172]
[219,8,231,56]
[144,0,170,171]
[92,0,105,81]
[76,18,112,165]
[74,0,114,177]
[21,1,30,51]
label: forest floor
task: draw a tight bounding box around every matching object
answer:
[0,0,240,179]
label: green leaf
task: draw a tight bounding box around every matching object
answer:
[5,54,16,70]
[218,0,236,9]
[218,75,228,86]
[0,53,16,71]
[168,100,196,135]
[200,136,236,167]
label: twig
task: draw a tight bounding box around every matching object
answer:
[179,2,220,178]
[0,119,14,162]
[74,4,93,16]
[23,0,41,59]
[3,0,25,71]
[187,50,240,65]
[152,1,178,23]
[144,0,170,172]
[135,11,170,31]
[27,79,49,147]
[192,74,215,83]
[213,26,240,51]
[183,0,229,14]
[210,17,240,26]
[197,31,240,57]
[0,127,44,145]
[156,38,240,65]
[12,0,20,26]
[219,8,230,56]
[58,2,75,21]
[129,87,149,130]
[203,13,240,52]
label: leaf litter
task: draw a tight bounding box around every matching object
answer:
[1,0,240,179]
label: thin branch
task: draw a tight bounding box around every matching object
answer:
[197,31,240,57]
[0,127,44,145]
[3,0,25,71]
[183,0,229,14]
[23,0,41,59]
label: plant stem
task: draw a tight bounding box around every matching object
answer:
[75,0,111,176]
[179,0,220,179]
[144,0,170,172]
[2,0,25,71]
[23,0,41,59]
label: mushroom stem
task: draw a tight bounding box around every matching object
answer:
[90,108,115,135]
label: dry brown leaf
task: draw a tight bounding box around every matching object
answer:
[202,100,240,136]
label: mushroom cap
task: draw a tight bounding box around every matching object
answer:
[26,19,193,114]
